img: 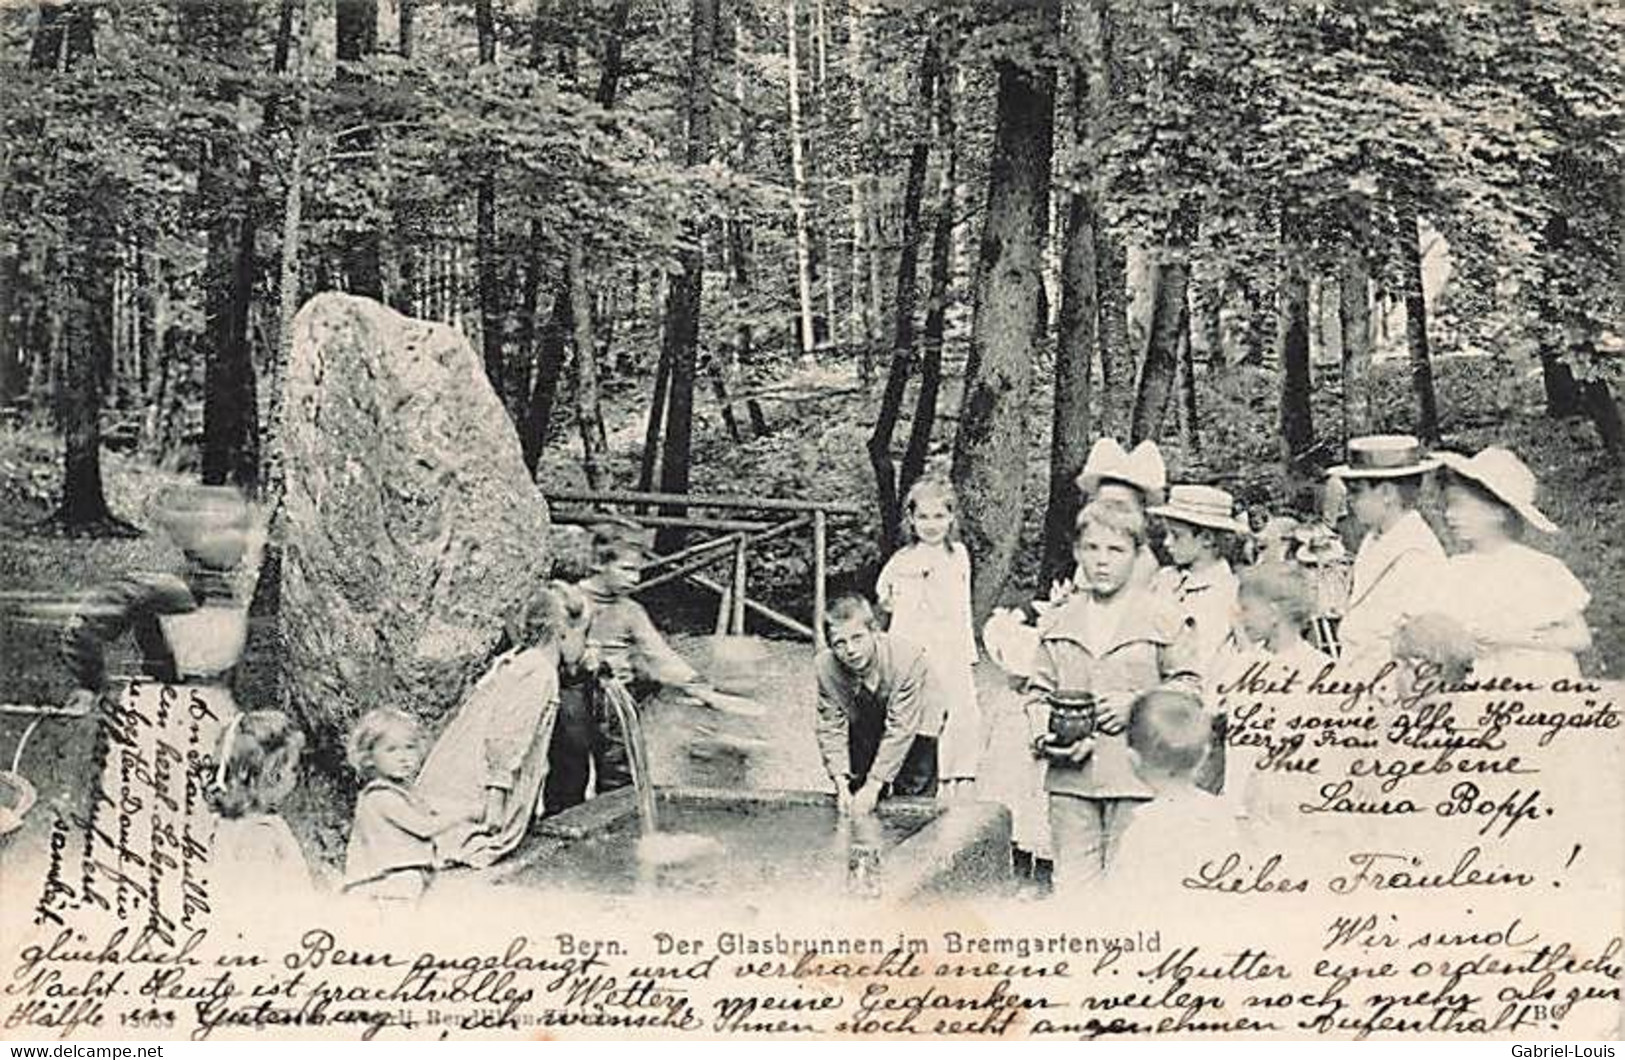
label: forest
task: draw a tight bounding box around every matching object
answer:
[0,0,1621,665]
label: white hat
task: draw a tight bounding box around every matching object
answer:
[1148,484,1248,534]
[1327,435,1441,479]
[1436,447,1559,534]
[1076,438,1167,503]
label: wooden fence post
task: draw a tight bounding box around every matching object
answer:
[813,508,828,649]
[731,535,748,634]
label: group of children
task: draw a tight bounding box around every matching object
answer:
[202,527,730,912]
[165,429,1596,911]
[857,434,1593,897]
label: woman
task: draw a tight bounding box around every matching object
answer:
[60,484,266,934]
[414,581,594,867]
[1399,447,1590,683]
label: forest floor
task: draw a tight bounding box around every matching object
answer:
[1,347,1620,877]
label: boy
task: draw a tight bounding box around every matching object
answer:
[543,526,729,815]
[814,595,941,815]
[1025,502,1201,893]
[1107,690,1241,890]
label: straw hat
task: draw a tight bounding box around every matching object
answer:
[1435,447,1559,534]
[1076,438,1167,503]
[1327,435,1440,479]
[1148,484,1248,534]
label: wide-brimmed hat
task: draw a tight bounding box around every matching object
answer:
[1148,484,1248,534]
[1435,447,1559,534]
[1327,434,1440,479]
[1076,438,1167,503]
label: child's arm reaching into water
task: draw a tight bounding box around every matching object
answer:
[624,602,743,710]
[814,657,854,814]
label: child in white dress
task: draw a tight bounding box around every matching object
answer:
[877,478,981,798]
[1215,563,1335,826]
[209,711,315,918]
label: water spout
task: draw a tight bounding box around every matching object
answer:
[600,676,658,834]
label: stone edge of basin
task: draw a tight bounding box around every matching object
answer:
[523,785,1013,902]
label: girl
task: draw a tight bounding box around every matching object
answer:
[415,582,594,866]
[877,477,980,798]
[1148,485,1246,682]
[209,711,314,913]
[1399,447,1591,682]
[345,709,475,902]
[1216,563,1335,824]
[1024,501,1200,893]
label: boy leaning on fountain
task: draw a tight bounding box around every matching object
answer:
[814,594,942,816]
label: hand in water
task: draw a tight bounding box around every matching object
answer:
[835,784,854,817]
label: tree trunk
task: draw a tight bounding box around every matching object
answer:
[706,354,743,444]
[726,15,762,439]
[1176,319,1198,454]
[473,0,507,409]
[0,252,20,408]
[398,0,414,57]
[846,0,875,382]
[521,289,569,474]
[1278,218,1315,484]
[1583,378,1625,461]
[199,0,260,491]
[726,215,761,438]
[1042,66,1097,588]
[654,0,718,554]
[569,245,608,487]
[335,0,381,298]
[807,0,837,350]
[867,37,938,555]
[59,205,118,529]
[54,6,130,533]
[951,0,1058,621]
[1539,351,1583,418]
[264,46,308,512]
[1190,273,1222,368]
[900,54,957,498]
[1396,198,1439,444]
[1536,214,1585,418]
[386,0,417,314]
[784,0,815,358]
[638,339,672,494]
[1238,279,1269,368]
[1339,195,1374,441]
[1128,257,1188,445]
[561,0,632,482]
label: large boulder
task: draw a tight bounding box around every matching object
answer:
[281,294,550,750]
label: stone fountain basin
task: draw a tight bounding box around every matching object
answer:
[501,787,1011,901]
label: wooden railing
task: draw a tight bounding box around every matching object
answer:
[548,488,863,648]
